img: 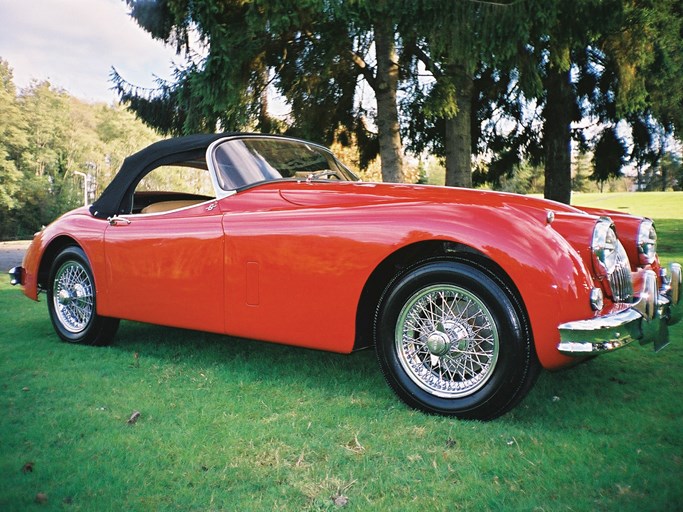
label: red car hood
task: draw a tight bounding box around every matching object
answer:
[279,181,586,216]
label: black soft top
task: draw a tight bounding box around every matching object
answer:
[89,133,231,219]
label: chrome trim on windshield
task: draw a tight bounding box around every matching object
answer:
[205,134,357,198]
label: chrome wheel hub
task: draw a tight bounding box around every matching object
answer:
[426,330,450,356]
[58,289,72,305]
[52,260,94,333]
[395,284,499,398]
[426,321,469,356]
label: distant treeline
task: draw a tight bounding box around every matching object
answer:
[0,59,159,239]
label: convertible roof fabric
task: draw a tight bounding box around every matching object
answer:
[89,133,231,218]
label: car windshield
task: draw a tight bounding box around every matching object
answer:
[212,137,357,190]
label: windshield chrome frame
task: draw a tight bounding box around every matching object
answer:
[205,134,357,198]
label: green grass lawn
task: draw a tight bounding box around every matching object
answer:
[1,192,682,511]
[571,191,683,221]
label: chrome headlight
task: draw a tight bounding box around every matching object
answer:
[637,219,657,265]
[592,218,618,277]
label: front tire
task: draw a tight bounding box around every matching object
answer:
[47,246,119,345]
[374,260,539,420]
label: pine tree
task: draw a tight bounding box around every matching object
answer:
[401,0,535,187]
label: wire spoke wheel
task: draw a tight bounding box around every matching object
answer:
[52,260,94,333]
[47,246,119,345]
[396,284,499,398]
[375,260,539,420]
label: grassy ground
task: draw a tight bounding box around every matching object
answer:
[1,193,682,511]
[571,192,683,264]
[570,191,683,220]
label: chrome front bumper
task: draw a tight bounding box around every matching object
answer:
[558,263,681,356]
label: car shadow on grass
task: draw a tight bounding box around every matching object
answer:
[505,341,682,433]
[109,319,389,401]
[5,284,680,430]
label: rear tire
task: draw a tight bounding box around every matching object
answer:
[47,246,119,346]
[374,260,539,420]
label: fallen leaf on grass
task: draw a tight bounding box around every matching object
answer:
[127,411,141,424]
[616,484,633,496]
[330,479,356,507]
[332,494,349,507]
[344,434,365,454]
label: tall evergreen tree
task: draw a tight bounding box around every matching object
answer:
[401,0,534,187]
[112,1,681,195]
[591,127,627,192]
[478,0,682,203]
[112,0,298,134]
[115,0,408,182]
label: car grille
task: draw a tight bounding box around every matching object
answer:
[610,241,634,302]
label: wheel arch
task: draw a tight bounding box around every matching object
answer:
[353,240,532,353]
[37,235,81,292]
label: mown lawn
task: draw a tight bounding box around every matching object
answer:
[570,191,681,219]
[1,192,681,511]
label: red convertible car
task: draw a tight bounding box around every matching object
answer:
[9,134,681,420]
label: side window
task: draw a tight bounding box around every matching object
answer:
[137,165,215,195]
[132,164,216,214]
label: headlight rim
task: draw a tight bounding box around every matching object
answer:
[592,217,619,278]
[637,218,657,265]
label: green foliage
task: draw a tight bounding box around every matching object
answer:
[0,60,158,240]
[591,127,627,191]
[114,0,320,135]
[496,162,545,195]
[274,8,361,145]
[0,61,26,214]
[117,0,415,182]
[113,1,682,196]
[473,0,683,201]
[643,151,683,191]
[399,0,539,188]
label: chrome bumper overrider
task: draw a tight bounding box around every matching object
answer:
[558,263,681,356]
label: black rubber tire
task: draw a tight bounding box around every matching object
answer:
[47,246,119,346]
[374,260,540,420]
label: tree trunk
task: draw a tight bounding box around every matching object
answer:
[542,66,573,204]
[444,64,473,187]
[374,18,404,183]
[257,60,273,134]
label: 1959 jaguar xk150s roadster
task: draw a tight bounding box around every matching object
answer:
[9,133,680,419]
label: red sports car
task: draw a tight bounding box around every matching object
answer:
[9,134,681,420]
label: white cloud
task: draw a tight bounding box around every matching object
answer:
[0,0,180,103]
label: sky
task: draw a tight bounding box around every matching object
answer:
[0,0,181,103]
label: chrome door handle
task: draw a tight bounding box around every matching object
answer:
[108,216,132,226]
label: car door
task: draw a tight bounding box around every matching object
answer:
[103,200,225,334]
